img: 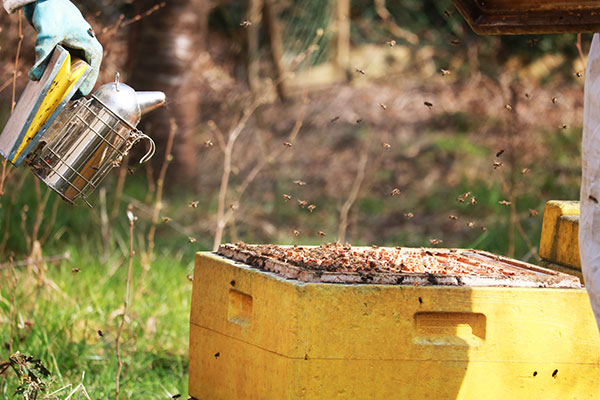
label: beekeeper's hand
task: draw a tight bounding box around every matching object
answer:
[24,0,102,96]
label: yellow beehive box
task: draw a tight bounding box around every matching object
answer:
[539,201,582,280]
[189,252,600,400]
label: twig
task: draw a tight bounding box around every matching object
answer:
[121,2,166,28]
[219,109,304,229]
[213,102,260,251]
[338,145,369,243]
[145,119,176,267]
[499,173,541,262]
[116,207,136,400]
[110,154,130,221]
[576,33,586,72]
[374,0,419,45]
[0,252,70,271]
[0,10,23,196]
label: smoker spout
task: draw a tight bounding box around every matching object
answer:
[136,91,166,117]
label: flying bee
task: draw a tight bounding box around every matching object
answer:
[379,103,387,110]
[440,68,451,76]
[72,267,80,273]
[449,215,458,220]
[560,123,568,129]
[318,231,327,237]
[504,104,512,110]
[552,96,558,104]
[575,71,583,78]
[496,149,505,157]
[240,20,251,27]
[127,167,135,175]
[521,168,530,174]
[386,39,396,47]
[499,200,512,206]
[355,67,366,75]
[382,143,391,149]
[294,180,306,186]
[186,275,193,282]
[528,37,540,47]
[97,329,104,337]
[450,39,460,45]
[456,197,465,203]
[298,200,308,208]
[444,9,452,17]
[230,203,239,211]
[391,188,401,196]
[469,196,477,205]
[330,116,340,124]
[466,221,474,228]
[292,229,300,237]
[188,237,197,243]
[462,192,471,199]
[307,204,316,213]
[404,212,414,219]
[283,141,293,147]
[189,201,199,208]
[481,226,487,232]
[525,93,532,99]
[529,209,539,217]
[493,161,503,169]
[282,194,292,201]
[204,139,214,147]
[430,239,442,245]
[356,119,363,124]
[424,101,433,109]
[162,217,171,223]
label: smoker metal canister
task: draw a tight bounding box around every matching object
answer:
[28,76,165,206]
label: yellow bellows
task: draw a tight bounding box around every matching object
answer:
[11,54,89,162]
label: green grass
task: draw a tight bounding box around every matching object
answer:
[0,247,193,399]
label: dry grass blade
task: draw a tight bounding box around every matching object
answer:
[146,119,177,267]
[116,207,136,400]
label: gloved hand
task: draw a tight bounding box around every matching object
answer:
[24,0,103,96]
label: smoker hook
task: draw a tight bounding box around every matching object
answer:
[138,133,156,163]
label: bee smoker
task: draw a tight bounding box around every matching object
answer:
[27,74,165,206]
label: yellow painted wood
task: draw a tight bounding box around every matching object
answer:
[11,55,88,162]
[539,201,580,271]
[189,252,600,399]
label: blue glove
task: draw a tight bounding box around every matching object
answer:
[24,0,103,96]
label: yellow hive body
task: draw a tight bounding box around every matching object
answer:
[189,252,600,400]
[539,201,582,280]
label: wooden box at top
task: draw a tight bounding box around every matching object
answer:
[452,0,600,34]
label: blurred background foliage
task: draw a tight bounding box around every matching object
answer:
[0,0,591,261]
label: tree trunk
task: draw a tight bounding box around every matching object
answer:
[127,0,213,185]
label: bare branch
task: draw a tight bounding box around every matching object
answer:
[338,145,369,243]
